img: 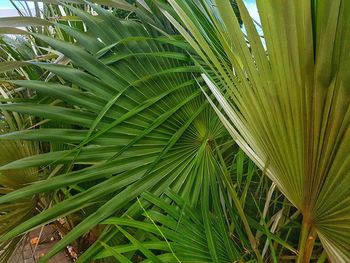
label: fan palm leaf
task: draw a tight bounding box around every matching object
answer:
[0,2,256,261]
[159,0,350,261]
[98,190,241,262]
[0,82,42,262]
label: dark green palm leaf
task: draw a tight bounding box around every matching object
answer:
[0,2,244,261]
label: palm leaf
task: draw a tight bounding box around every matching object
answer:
[99,190,241,262]
[161,0,350,261]
[0,2,246,261]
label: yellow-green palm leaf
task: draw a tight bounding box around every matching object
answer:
[161,0,350,261]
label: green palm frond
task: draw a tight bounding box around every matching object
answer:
[0,84,41,261]
[2,0,347,262]
[99,190,242,262]
[160,0,350,261]
[0,2,251,261]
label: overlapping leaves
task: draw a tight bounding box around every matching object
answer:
[160,0,350,261]
[0,2,250,261]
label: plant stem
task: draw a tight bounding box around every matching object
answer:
[297,217,316,263]
[297,219,310,263]
[304,227,317,262]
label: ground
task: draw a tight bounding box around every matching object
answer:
[9,225,71,263]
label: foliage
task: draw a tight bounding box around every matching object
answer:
[0,2,257,262]
[159,0,350,262]
[0,0,348,263]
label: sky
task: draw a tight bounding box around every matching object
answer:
[0,0,38,17]
[0,0,260,23]
[0,0,13,9]
[0,0,38,10]
[244,0,260,23]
